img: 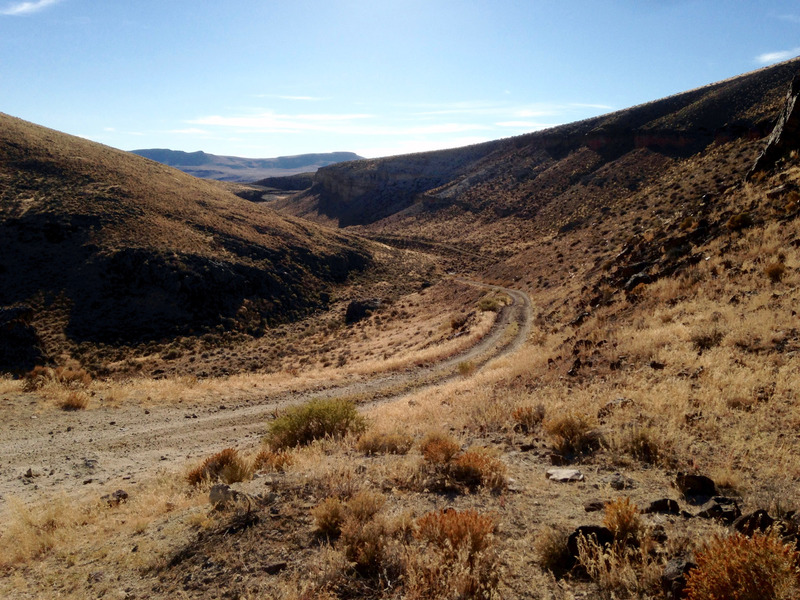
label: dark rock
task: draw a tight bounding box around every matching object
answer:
[625,273,653,291]
[643,498,680,515]
[696,496,741,524]
[570,311,590,327]
[649,360,666,370]
[750,75,800,177]
[676,472,717,501]
[601,472,636,490]
[584,500,606,513]
[597,397,634,419]
[733,509,775,536]
[345,298,382,324]
[662,558,697,599]
[264,561,288,575]
[566,525,614,563]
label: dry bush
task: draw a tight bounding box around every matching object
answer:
[603,498,643,545]
[450,448,507,491]
[544,411,601,457]
[186,447,252,486]
[727,212,754,231]
[312,497,346,538]
[609,425,665,465]
[265,397,367,449]
[357,430,414,455]
[59,390,89,411]
[685,532,800,600]
[420,432,461,465]
[534,525,571,573]
[765,262,787,283]
[253,448,293,472]
[0,497,82,564]
[691,325,725,351]
[22,365,92,392]
[415,509,496,559]
[577,535,663,600]
[407,509,500,599]
[512,402,545,432]
[458,360,477,376]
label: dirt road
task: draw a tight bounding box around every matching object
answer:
[0,280,532,509]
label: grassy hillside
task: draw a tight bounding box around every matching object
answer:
[0,114,373,370]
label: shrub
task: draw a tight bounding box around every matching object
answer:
[357,430,414,455]
[512,403,545,432]
[253,448,293,472]
[457,361,477,376]
[544,411,601,456]
[691,326,725,351]
[59,391,89,411]
[534,526,571,573]
[420,432,461,465]
[312,497,346,538]
[265,398,367,449]
[727,212,753,231]
[685,532,800,600]
[603,498,642,545]
[186,448,252,486]
[765,262,786,283]
[450,448,507,491]
[477,296,501,312]
[415,509,496,561]
[22,366,91,392]
[407,509,500,599]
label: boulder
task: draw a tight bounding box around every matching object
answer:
[643,498,680,515]
[547,468,584,483]
[566,525,614,564]
[733,509,775,536]
[676,472,717,502]
[345,298,382,324]
[696,496,741,524]
[750,75,800,177]
[662,557,697,599]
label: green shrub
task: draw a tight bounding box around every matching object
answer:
[266,398,367,449]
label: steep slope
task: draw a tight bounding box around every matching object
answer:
[131,148,363,182]
[0,114,372,369]
[279,58,799,238]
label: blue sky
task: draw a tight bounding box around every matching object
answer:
[2,1,800,159]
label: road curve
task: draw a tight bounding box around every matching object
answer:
[0,280,532,509]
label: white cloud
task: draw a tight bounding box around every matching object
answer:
[1,0,62,16]
[168,128,210,135]
[756,47,800,65]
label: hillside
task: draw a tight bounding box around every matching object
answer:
[1,61,800,600]
[0,114,374,371]
[278,58,799,236]
[131,148,362,182]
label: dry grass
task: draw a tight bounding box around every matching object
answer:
[420,432,461,465]
[357,430,414,455]
[186,447,253,486]
[450,448,507,491]
[544,411,601,457]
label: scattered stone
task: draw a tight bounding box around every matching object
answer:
[649,360,666,370]
[625,273,653,291]
[662,558,696,599]
[733,509,775,536]
[264,561,288,575]
[345,298,382,324]
[24,468,36,478]
[676,472,717,501]
[643,498,680,515]
[584,500,606,512]
[547,468,584,483]
[519,443,536,452]
[696,496,741,524]
[102,489,129,507]
[601,472,636,490]
[597,397,634,419]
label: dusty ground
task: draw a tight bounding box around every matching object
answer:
[0,278,531,512]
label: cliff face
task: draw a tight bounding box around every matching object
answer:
[288,59,799,229]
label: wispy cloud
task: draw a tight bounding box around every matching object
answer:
[1,0,62,16]
[778,14,800,24]
[168,128,210,135]
[756,47,800,65]
[254,94,325,101]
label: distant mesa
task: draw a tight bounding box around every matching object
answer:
[130,148,363,183]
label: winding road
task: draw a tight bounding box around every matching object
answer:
[0,279,532,509]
